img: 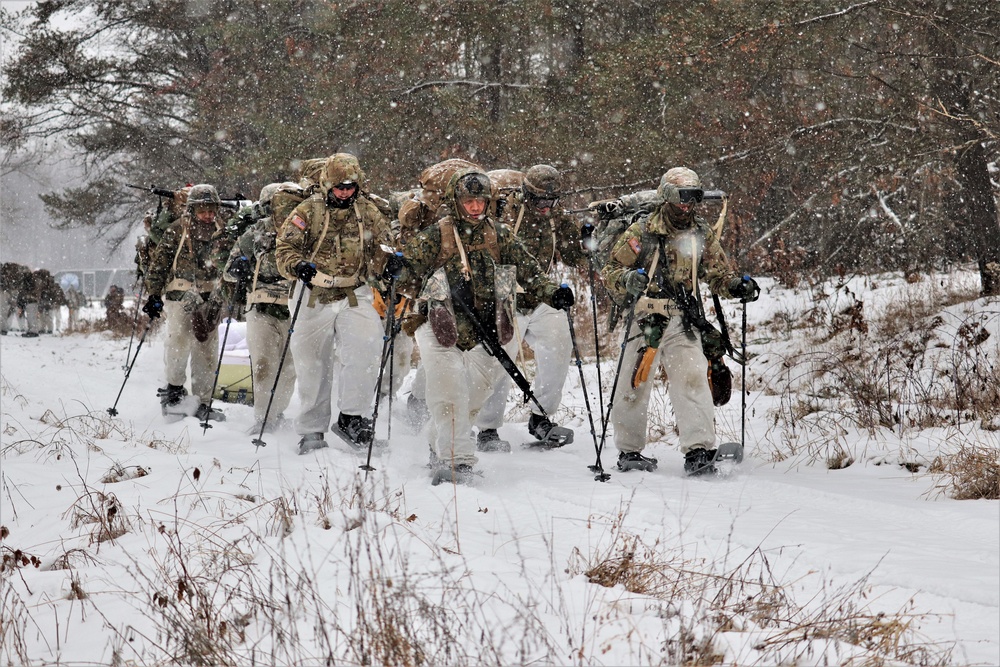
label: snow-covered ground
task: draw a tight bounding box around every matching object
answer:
[1,272,998,665]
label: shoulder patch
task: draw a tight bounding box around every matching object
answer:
[627,237,642,255]
[289,215,307,231]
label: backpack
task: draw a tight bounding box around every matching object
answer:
[417,158,481,213]
[270,183,307,227]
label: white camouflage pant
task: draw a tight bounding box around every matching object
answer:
[415,323,520,467]
[289,284,382,436]
[163,299,219,403]
[612,314,716,455]
[245,308,296,423]
[0,290,13,331]
[477,302,572,429]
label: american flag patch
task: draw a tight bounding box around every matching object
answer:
[290,215,307,230]
[628,237,641,255]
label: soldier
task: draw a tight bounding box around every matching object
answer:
[475,165,588,450]
[64,279,86,332]
[142,184,228,422]
[223,182,299,434]
[397,158,482,428]
[0,262,22,334]
[35,269,66,333]
[274,153,394,454]
[601,167,759,475]
[19,267,40,338]
[395,168,574,484]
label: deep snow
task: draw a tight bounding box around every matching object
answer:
[1,274,998,665]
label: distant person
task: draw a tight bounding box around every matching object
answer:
[19,267,40,338]
[104,285,127,329]
[64,283,86,332]
[0,262,23,335]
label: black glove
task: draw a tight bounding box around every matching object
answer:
[142,294,164,319]
[730,275,761,302]
[589,200,623,217]
[623,269,649,297]
[580,223,595,240]
[551,284,575,311]
[382,252,404,281]
[228,256,252,281]
[294,261,317,286]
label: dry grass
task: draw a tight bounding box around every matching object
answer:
[571,504,954,666]
[928,442,1000,500]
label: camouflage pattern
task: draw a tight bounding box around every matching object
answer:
[522,164,561,197]
[274,191,393,305]
[223,214,294,320]
[397,169,561,352]
[36,269,66,309]
[495,189,587,312]
[297,157,326,192]
[602,208,740,310]
[398,197,438,245]
[320,153,366,194]
[657,167,701,204]
[144,211,227,299]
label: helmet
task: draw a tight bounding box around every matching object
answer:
[186,184,221,209]
[523,164,562,198]
[321,153,365,208]
[657,167,703,205]
[257,182,283,206]
[321,153,366,192]
[447,169,493,222]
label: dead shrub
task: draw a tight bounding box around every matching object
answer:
[928,444,1000,500]
[64,490,130,544]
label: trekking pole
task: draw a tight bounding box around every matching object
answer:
[585,250,606,432]
[741,296,748,454]
[593,270,645,479]
[563,295,606,482]
[201,295,241,434]
[360,271,401,473]
[108,318,154,417]
[252,286,306,450]
[123,283,145,373]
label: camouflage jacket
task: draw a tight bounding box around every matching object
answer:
[223,216,293,317]
[275,193,393,305]
[499,195,587,311]
[144,214,226,299]
[398,215,559,351]
[602,209,739,309]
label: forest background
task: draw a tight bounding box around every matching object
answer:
[1,0,998,292]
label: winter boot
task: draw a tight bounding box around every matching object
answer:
[407,394,430,431]
[297,432,327,455]
[617,450,659,472]
[431,463,479,486]
[527,413,574,447]
[158,384,188,418]
[195,403,226,422]
[476,428,511,453]
[334,412,374,450]
[22,331,39,338]
[684,447,718,477]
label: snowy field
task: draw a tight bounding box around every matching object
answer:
[1,272,998,666]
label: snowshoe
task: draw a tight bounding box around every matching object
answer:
[332,413,386,451]
[714,441,744,463]
[430,463,480,486]
[617,450,659,472]
[297,432,328,455]
[246,414,286,436]
[524,413,574,448]
[406,394,430,432]
[195,403,226,423]
[684,448,718,477]
[158,384,189,421]
[476,428,511,453]
[22,331,39,338]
